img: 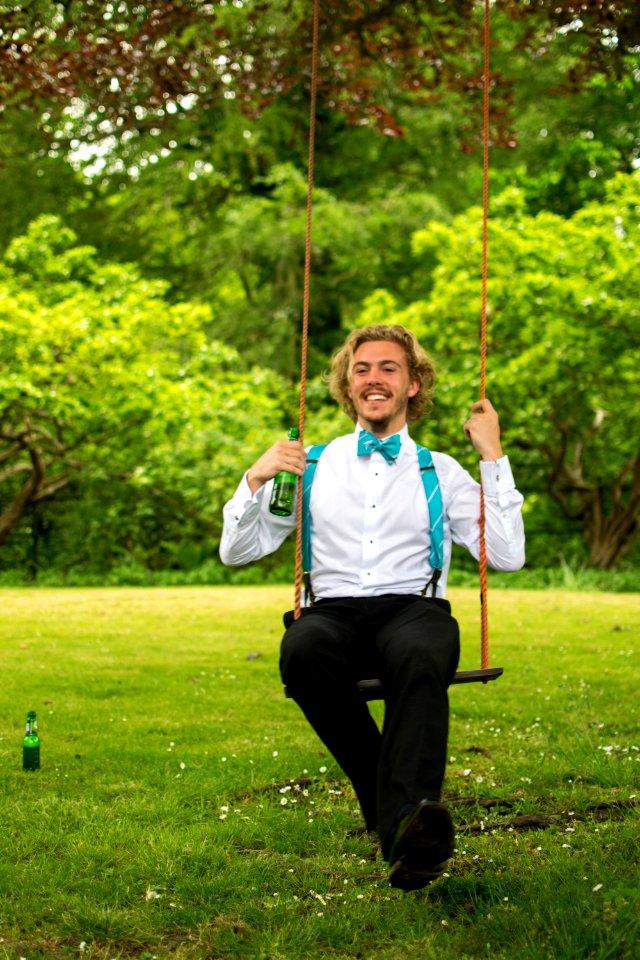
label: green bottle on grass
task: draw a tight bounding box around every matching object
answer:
[23,710,40,771]
[269,427,300,517]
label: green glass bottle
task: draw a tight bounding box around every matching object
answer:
[269,426,300,517]
[22,710,40,771]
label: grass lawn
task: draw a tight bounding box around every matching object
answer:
[0,585,638,960]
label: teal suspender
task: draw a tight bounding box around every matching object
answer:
[301,441,444,597]
[415,444,444,595]
[302,444,328,576]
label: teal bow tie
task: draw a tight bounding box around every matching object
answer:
[357,430,401,464]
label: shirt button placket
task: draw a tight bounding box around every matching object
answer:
[361,454,385,586]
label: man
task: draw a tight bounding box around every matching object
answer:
[220,324,525,891]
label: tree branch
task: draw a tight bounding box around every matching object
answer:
[30,473,71,503]
[0,462,33,484]
[0,442,23,465]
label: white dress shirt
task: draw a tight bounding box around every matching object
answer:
[220,425,525,600]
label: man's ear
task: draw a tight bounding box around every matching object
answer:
[408,380,419,398]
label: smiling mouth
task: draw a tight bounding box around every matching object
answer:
[364,393,389,402]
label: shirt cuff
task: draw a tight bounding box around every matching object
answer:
[229,473,266,522]
[479,455,516,498]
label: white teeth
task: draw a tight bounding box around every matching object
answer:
[366,393,387,400]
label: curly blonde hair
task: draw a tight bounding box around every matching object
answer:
[328,324,436,424]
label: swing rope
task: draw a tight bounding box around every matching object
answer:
[479,0,491,669]
[293,0,321,622]
[293,0,494,678]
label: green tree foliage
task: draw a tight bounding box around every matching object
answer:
[3,1,638,147]
[2,0,637,245]
[2,0,637,354]
[492,59,640,216]
[0,109,89,251]
[358,172,639,568]
[1,3,638,580]
[0,215,289,573]
[102,162,448,378]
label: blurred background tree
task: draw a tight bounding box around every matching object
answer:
[0,216,289,577]
[356,171,640,570]
[0,1,638,580]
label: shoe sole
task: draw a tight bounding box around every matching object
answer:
[388,859,447,891]
[388,801,454,891]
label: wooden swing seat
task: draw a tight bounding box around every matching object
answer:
[352,668,503,700]
[285,667,503,702]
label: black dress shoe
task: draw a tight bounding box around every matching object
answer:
[387,799,454,891]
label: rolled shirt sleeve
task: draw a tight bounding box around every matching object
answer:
[446,455,525,571]
[219,473,296,566]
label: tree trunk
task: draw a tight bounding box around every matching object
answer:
[585,501,639,570]
[547,449,640,570]
[587,526,635,569]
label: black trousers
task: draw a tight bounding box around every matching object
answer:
[279,594,461,858]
